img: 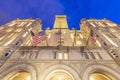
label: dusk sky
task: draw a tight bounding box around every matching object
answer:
[0,0,120,29]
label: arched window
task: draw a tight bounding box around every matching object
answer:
[89,72,117,80]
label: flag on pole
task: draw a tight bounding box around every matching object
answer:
[89,30,96,44]
[49,31,61,42]
[30,31,47,47]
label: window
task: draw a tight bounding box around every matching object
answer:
[20,51,26,58]
[88,52,96,59]
[64,53,69,59]
[83,52,89,59]
[109,50,118,59]
[93,52,102,60]
[83,52,102,60]
[102,42,107,46]
[54,52,69,60]
[5,52,9,57]
[58,53,62,59]
[53,52,57,59]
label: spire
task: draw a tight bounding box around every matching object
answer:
[53,15,68,29]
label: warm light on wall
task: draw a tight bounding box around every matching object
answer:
[76,41,82,45]
[90,77,94,80]
[71,34,74,38]
[57,76,63,80]
[48,34,51,39]
[96,40,102,47]
[26,76,31,80]
[79,34,83,39]
[23,32,28,37]
[102,33,118,47]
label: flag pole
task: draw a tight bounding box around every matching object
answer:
[73,28,76,46]
[45,29,49,46]
[59,22,62,46]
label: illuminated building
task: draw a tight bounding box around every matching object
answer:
[0,16,120,80]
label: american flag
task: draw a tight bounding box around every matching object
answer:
[30,31,47,47]
[89,30,96,44]
[49,31,61,42]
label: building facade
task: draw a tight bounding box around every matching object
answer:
[0,16,120,80]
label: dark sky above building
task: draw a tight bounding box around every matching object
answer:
[0,0,120,29]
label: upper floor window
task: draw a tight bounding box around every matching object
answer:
[54,52,69,60]
[82,52,102,60]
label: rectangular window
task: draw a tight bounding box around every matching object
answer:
[52,52,69,60]
[88,52,95,59]
[83,52,89,59]
[53,53,57,59]
[58,53,63,59]
[64,53,69,59]
[93,52,102,60]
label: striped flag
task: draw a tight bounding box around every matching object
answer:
[30,31,47,47]
[89,30,96,44]
[49,31,61,42]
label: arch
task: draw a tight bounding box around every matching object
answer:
[45,69,74,80]
[82,64,120,80]
[40,64,81,80]
[0,63,37,80]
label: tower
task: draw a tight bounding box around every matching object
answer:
[0,16,120,80]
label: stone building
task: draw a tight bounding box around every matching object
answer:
[0,15,120,80]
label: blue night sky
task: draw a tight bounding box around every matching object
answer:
[0,0,120,29]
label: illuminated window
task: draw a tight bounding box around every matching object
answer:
[64,53,69,59]
[58,53,62,59]
[90,72,116,80]
[56,52,69,60]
